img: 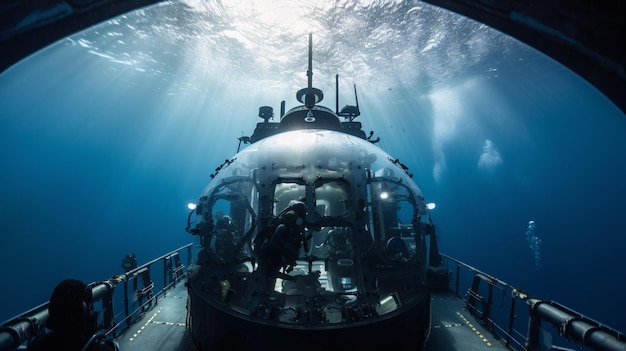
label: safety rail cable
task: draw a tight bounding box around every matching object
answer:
[439,253,626,351]
[0,243,193,351]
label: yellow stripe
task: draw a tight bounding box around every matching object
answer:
[128,308,162,342]
[456,311,493,347]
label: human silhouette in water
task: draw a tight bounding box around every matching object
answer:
[256,201,308,279]
[28,279,118,351]
[121,253,138,272]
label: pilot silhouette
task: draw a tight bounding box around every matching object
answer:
[257,201,308,280]
[213,213,240,259]
[28,279,118,351]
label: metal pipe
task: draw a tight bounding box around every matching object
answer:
[527,298,626,351]
[0,309,47,351]
[91,280,116,301]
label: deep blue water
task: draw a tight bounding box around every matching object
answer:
[1,0,625,338]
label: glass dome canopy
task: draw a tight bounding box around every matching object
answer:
[203,129,428,209]
[186,128,434,347]
[194,128,433,262]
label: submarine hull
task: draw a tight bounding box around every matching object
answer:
[187,285,432,351]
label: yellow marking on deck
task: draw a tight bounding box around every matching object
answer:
[128,308,162,342]
[126,308,186,342]
[432,323,463,328]
[456,311,493,347]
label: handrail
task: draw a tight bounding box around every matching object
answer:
[439,253,626,351]
[112,243,193,335]
[122,243,193,277]
[0,243,193,351]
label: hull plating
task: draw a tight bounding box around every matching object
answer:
[187,284,431,351]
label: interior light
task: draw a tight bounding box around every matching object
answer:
[380,192,389,200]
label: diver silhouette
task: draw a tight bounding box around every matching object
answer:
[213,213,240,259]
[28,279,119,351]
[121,253,137,272]
[256,202,308,278]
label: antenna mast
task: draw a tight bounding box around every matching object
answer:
[336,74,339,114]
[353,84,360,122]
[307,33,313,90]
[296,33,323,109]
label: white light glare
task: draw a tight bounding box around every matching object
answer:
[380,192,389,200]
[187,203,197,210]
[426,203,436,210]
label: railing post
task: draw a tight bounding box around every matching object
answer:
[187,245,192,270]
[163,257,168,296]
[102,284,114,334]
[123,279,129,329]
[507,293,516,348]
[455,264,460,297]
[486,282,493,322]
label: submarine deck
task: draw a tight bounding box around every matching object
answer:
[115,280,513,351]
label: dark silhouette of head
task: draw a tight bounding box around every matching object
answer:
[282,210,298,226]
[46,279,93,336]
[289,201,306,219]
[122,253,138,272]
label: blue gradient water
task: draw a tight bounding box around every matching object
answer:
[1,0,625,336]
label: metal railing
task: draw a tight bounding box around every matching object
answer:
[107,244,192,337]
[440,253,626,351]
[0,243,193,351]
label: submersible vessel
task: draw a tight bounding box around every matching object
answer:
[182,34,436,350]
[2,32,626,351]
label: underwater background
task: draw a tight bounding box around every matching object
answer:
[1,0,625,337]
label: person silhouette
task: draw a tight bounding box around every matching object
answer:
[28,279,118,351]
[121,253,138,272]
[259,202,308,275]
